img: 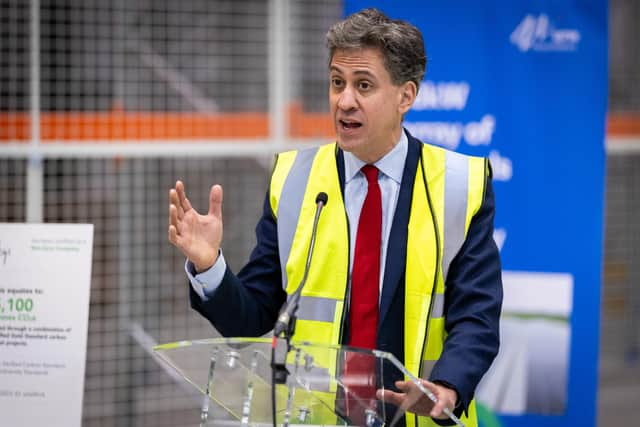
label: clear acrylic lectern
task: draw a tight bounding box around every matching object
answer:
[154,337,463,427]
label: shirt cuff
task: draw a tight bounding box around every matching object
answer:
[185,251,227,300]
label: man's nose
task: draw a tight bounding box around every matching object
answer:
[337,86,358,111]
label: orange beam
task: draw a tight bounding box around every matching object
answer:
[0,106,336,142]
[2,110,637,142]
[607,112,640,136]
[0,112,270,141]
[288,103,334,138]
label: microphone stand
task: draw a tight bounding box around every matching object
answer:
[270,192,328,427]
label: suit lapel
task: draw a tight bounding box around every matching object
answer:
[378,133,421,327]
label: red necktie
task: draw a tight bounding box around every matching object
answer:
[349,164,381,349]
[341,165,382,424]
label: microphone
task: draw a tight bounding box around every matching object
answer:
[273,191,328,337]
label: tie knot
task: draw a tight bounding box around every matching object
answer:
[361,165,378,183]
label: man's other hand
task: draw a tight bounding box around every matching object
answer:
[168,180,223,272]
[376,379,458,420]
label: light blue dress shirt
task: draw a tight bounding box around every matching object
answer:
[187,131,408,300]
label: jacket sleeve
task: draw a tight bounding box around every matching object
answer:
[189,191,288,337]
[428,175,503,416]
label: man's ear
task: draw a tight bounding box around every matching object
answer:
[398,81,417,115]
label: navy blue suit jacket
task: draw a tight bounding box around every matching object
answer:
[190,132,503,414]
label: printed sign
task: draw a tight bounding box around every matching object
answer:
[0,223,93,427]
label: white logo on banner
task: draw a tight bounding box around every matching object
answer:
[510,14,581,52]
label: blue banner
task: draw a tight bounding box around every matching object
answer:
[343,1,608,426]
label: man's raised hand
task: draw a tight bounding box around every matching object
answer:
[168,180,223,272]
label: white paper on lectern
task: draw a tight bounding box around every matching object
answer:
[0,223,93,427]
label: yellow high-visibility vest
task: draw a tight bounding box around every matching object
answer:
[270,142,487,427]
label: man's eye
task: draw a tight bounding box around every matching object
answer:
[359,81,371,90]
[331,78,344,87]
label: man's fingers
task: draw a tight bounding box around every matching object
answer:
[169,204,179,229]
[420,380,438,394]
[168,224,180,246]
[378,383,443,418]
[168,205,184,246]
[382,384,421,406]
[176,180,194,212]
[429,398,446,418]
[430,398,453,420]
[421,380,456,420]
[169,188,185,220]
[208,184,223,217]
[394,381,411,392]
[377,389,406,408]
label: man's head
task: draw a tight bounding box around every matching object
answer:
[326,8,426,92]
[326,8,426,163]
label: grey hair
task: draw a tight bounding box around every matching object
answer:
[325,8,427,91]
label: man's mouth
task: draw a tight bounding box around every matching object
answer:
[339,120,363,130]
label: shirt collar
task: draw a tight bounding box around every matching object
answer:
[343,130,408,184]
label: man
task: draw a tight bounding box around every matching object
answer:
[168,8,502,427]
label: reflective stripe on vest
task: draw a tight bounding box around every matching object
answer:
[276,146,319,290]
[297,295,337,323]
[442,150,469,287]
[430,293,446,319]
[429,149,472,319]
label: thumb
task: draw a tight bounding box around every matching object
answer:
[208,184,223,217]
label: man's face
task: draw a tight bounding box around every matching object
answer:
[329,47,415,164]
